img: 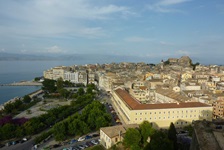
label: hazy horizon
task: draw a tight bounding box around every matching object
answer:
[0,52,222,65]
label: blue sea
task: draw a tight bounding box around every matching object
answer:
[0,60,95,105]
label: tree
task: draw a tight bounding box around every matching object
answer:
[68,119,78,135]
[146,130,173,150]
[168,122,177,150]
[34,77,41,81]
[139,121,155,146]
[42,79,56,93]
[58,89,70,98]
[56,77,63,92]
[183,125,193,137]
[77,87,85,96]
[64,80,73,87]
[87,86,93,94]
[53,122,67,141]
[0,123,17,139]
[3,99,23,114]
[123,128,141,149]
[95,116,109,129]
[23,95,31,103]
[23,118,46,135]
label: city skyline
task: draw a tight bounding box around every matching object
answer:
[0,0,224,63]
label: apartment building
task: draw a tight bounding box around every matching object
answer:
[43,66,70,80]
[43,69,53,79]
[78,71,88,86]
[88,72,95,84]
[129,82,150,103]
[52,66,70,80]
[98,72,117,92]
[43,67,88,85]
[64,71,79,83]
[111,88,212,129]
[180,82,201,91]
[213,100,224,119]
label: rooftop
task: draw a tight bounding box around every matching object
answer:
[100,124,139,138]
[115,88,211,110]
[155,88,189,102]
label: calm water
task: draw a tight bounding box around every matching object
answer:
[0,60,95,105]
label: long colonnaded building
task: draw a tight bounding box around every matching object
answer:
[111,88,213,128]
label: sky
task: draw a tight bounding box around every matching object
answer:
[0,0,224,63]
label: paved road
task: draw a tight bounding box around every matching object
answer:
[54,137,100,150]
[1,138,35,150]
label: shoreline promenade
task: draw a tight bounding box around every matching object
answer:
[0,80,42,86]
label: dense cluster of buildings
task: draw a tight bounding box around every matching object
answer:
[44,56,224,149]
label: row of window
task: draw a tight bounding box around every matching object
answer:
[135,114,209,121]
[135,110,208,115]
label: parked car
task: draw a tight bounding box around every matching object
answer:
[18,140,24,143]
[5,142,11,147]
[52,144,61,148]
[22,137,29,142]
[91,139,99,145]
[0,144,4,148]
[70,139,77,144]
[85,141,94,147]
[85,135,92,139]
[72,147,80,150]
[91,133,99,137]
[78,137,85,142]
[78,145,85,149]
[177,130,189,136]
[11,141,17,145]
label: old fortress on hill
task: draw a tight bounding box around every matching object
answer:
[43,56,224,129]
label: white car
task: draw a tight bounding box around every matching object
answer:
[78,137,85,142]
[78,145,85,149]
[91,139,98,145]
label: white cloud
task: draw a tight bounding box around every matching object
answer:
[76,27,105,38]
[45,46,66,54]
[0,0,134,39]
[176,50,190,55]
[159,0,190,6]
[124,36,153,42]
[160,41,174,46]
[0,48,5,52]
[147,0,191,13]
[21,49,27,53]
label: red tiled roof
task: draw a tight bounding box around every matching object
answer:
[139,86,147,90]
[114,88,211,110]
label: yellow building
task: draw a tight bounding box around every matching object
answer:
[212,100,224,119]
[181,72,192,82]
[144,72,154,80]
[111,88,212,129]
[100,124,139,149]
[43,69,53,79]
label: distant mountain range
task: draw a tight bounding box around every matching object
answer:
[1,52,218,65]
[0,52,58,61]
[0,52,158,63]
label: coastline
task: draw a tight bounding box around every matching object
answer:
[0,80,42,86]
[0,88,43,111]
